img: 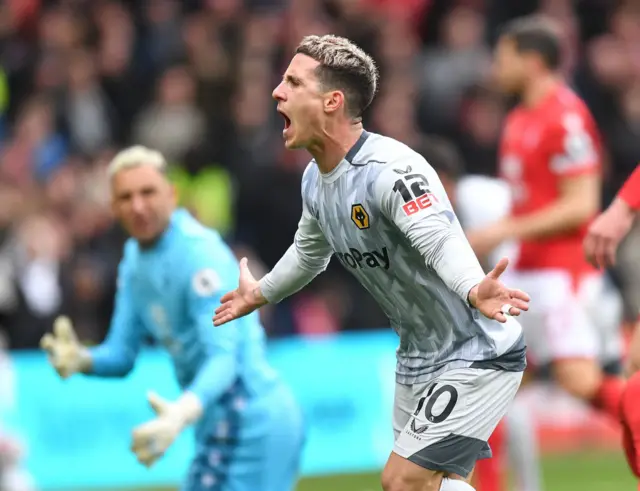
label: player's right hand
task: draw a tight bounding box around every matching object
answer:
[213,257,267,326]
[583,198,635,269]
[39,316,86,379]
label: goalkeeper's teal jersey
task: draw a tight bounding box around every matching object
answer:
[88,209,294,427]
[88,209,302,490]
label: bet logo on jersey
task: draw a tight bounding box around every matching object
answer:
[351,203,370,230]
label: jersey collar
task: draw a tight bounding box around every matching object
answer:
[320,129,371,184]
[139,208,188,253]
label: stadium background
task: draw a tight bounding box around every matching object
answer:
[0,0,639,489]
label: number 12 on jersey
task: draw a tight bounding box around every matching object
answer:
[393,174,436,216]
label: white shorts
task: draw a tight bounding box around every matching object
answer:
[503,270,623,366]
[393,367,523,477]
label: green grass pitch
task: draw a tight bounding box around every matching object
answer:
[297,451,636,491]
[123,450,636,491]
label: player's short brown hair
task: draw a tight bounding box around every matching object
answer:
[295,35,379,119]
[500,15,562,70]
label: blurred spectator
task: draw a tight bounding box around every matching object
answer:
[419,5,491,133]
[1,95,67,186]
[133,64,206,164]
[1,0,639,349]
[62,48,115,155]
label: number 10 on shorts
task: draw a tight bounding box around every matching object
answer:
[415,384,459,424]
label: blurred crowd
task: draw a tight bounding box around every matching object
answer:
[0,0,639,348]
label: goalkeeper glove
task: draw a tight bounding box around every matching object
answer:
[131,391,203,468]
[39,316,91,379]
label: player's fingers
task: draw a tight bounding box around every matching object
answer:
[487,257,509,280]
[133,445,153,465]
[583,234,598,267]
[506,306,521,316]
[54,316,77,343]
[214,301,233,315]
[593,237,609,270]
[493,312,507,323]
[131,429,150,450]
[40,334,55,353]
[604,238,618,268]
[56,364,69,378]
[219,290,235,304]
[238,257,253,279]
[213,313,234,327]
[509,289,530,303]
[147,392,168,414]
[52,357,67,373]
[507,298,528,312]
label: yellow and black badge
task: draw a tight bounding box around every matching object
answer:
[351,203,370,230]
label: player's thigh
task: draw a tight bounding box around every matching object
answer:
[182,384,304,491]
[391,368,523,483]
[382,451,470,491]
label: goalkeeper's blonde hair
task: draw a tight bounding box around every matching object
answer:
[107,145,167,178]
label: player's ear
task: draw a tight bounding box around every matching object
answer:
[324,90,345,115]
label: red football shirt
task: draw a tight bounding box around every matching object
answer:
[499,84,602,278]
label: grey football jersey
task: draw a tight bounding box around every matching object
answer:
[265,131,525,385]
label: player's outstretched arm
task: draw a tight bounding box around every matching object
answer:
[213,257,268,326]
[584,164,640,269]
[87,256,144,377]
[214,199,333,326]
[42,255,144,379]
[375,157,529,322]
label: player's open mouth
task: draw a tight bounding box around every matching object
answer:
[278,109,291,131]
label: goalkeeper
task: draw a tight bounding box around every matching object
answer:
[40,146,304,491]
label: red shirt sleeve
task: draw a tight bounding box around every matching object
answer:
[618,165,640,210]
[546,112,600,177]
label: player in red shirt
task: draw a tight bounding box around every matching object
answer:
[468,15,640,485]
[585,163,640,482]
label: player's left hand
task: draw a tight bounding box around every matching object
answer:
[131,392,184,468]
[468,257,530,323]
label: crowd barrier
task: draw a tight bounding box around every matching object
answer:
[4,331,399,490]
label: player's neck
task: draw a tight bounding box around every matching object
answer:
[522,74,560,108]
[308,123,364,174]
[137,215,174,250]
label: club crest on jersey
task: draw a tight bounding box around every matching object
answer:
[351,203,370,230]
[192,268,220,297]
